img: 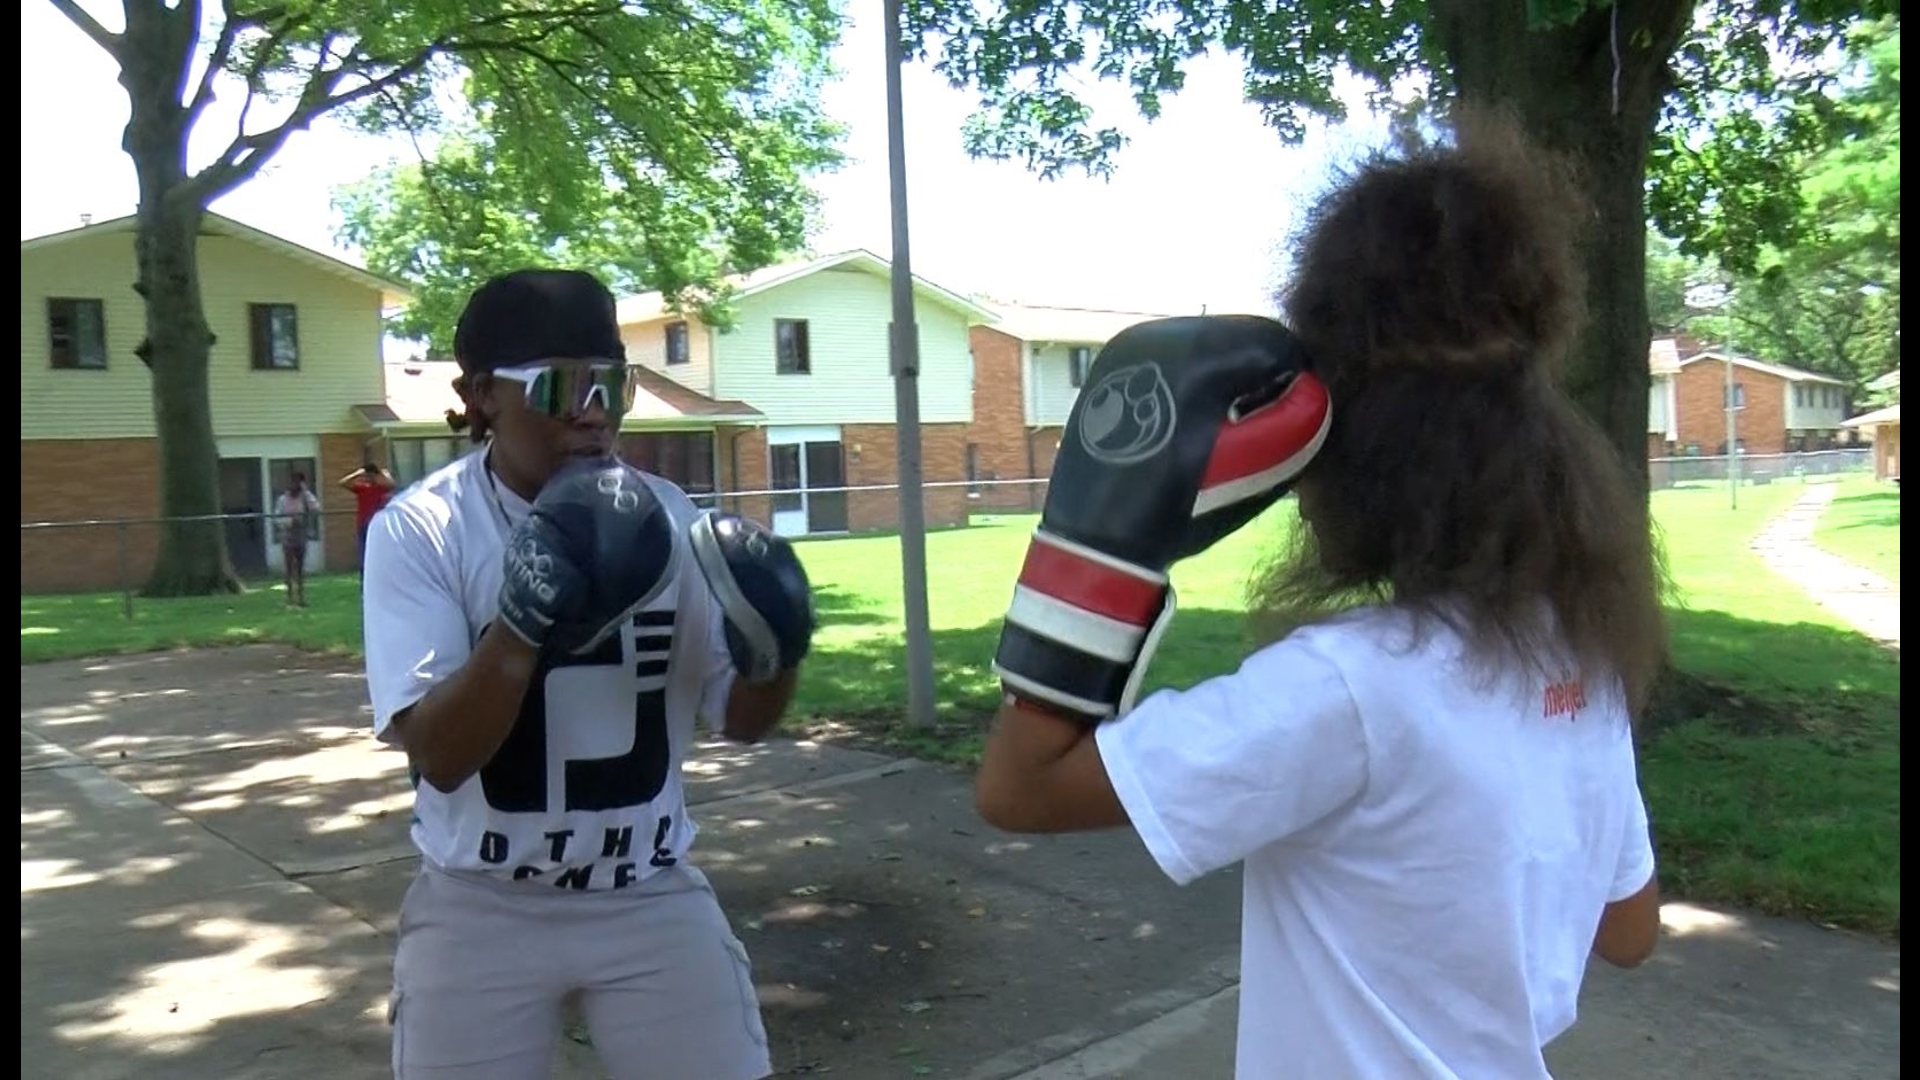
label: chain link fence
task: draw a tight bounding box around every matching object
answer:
[19,479,1060,616]
[22,452,1877,618]
[1648,448,1874,489]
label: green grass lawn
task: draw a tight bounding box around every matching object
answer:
[1811,477,1901,585]
[1640,479,1900,937]
[20,478,1900,936]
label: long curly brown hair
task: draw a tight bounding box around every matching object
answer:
[1253,108,1670,717]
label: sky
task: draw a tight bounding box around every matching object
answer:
[20,4,1397,319]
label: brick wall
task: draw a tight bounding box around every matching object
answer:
[318,433,385,571]
[23,434,386,594]
[715,424,771,526]
[1027,426,1064,506]
[842,423,971,530]
[967,327,1036,511]
[1673,361,1788,454]
[21,438,162,594]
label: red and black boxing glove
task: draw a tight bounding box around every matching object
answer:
[991,315,1331,723]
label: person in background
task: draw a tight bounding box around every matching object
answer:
[275,472,321,607]
[339,460,398,573]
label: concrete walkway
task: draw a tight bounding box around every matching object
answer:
[1750,481,1901,648]
[19,647,1903,1079]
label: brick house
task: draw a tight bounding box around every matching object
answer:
[613,250,998,537]
[364,359,763,496]
[966,304,1174,510]
[1646,337,1852,457]
[21,213,410,593]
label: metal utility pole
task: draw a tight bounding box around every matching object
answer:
[883,0,937,728]
[1725,342,1740,510]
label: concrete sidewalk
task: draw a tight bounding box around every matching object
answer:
[1751,481,1900,648]
[1005,903,1902,1080]
[20,647,1903,1080]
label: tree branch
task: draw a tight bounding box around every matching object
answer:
[186,0,241,121]
[49,0,121,58]
[186,2,631,205]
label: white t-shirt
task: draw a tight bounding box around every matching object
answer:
[1096,604,1655,1080]
[362,446,736,892]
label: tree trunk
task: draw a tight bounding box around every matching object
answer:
[119,1,243,596]
[136,201,242,596]
[1432,0,1699,717]
[1430,0,1695,499]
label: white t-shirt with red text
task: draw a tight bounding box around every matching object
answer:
[1095,604,1656,1079]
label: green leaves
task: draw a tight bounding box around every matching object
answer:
[902,1,1429,177]
[1650,16,1899,391]
[311,0,847,351]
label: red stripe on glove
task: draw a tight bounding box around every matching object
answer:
[1199,372,1331,493]
[1016,537,1163,626]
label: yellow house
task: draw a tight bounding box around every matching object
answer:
[20,212,411,593]
[615,249,998,536]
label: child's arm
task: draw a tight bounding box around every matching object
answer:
[976,637,1369,892]
[1593,876,1660,968]
[975,698,1128,834]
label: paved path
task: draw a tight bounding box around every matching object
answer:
[19,647,1903,1079]
[1751,481,1901,648]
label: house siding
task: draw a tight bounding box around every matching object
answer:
[712,266,974,426]
[1784,381,1849,432]
[622,315,716,397]
[1647,375,1679,440]
[21,232,387,440]
[1026,343,1086,426]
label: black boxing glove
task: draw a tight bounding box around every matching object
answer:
[690,511,816,684]
[992,315,1331,723]
[499,459,678,656]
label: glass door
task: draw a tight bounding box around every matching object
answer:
[218,458,267,578]
[804,442,848,533]
[769,444,807,537]
[266,456,321,574]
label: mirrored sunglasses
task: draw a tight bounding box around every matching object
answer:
[490,361,637,419]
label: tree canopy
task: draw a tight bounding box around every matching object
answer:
[1649,18,1899,392]
[898,0,1898,480]
[50,0,845,593]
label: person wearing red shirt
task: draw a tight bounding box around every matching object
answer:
[338,461,398,572]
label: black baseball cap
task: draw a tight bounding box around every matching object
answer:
[452,268,627,373]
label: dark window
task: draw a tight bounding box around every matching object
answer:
[48,298,107,369]
[250,303,300,370]
[1725,383,1745,409]
[1068,346,1092,388]
[776,319,810,375]
[965,443,980,494]
[665,321,690,366]
[620,431,716,494]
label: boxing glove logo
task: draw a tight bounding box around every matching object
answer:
[1078,363,1178,465]
[507,534,559,605]
[596,471,642,514]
